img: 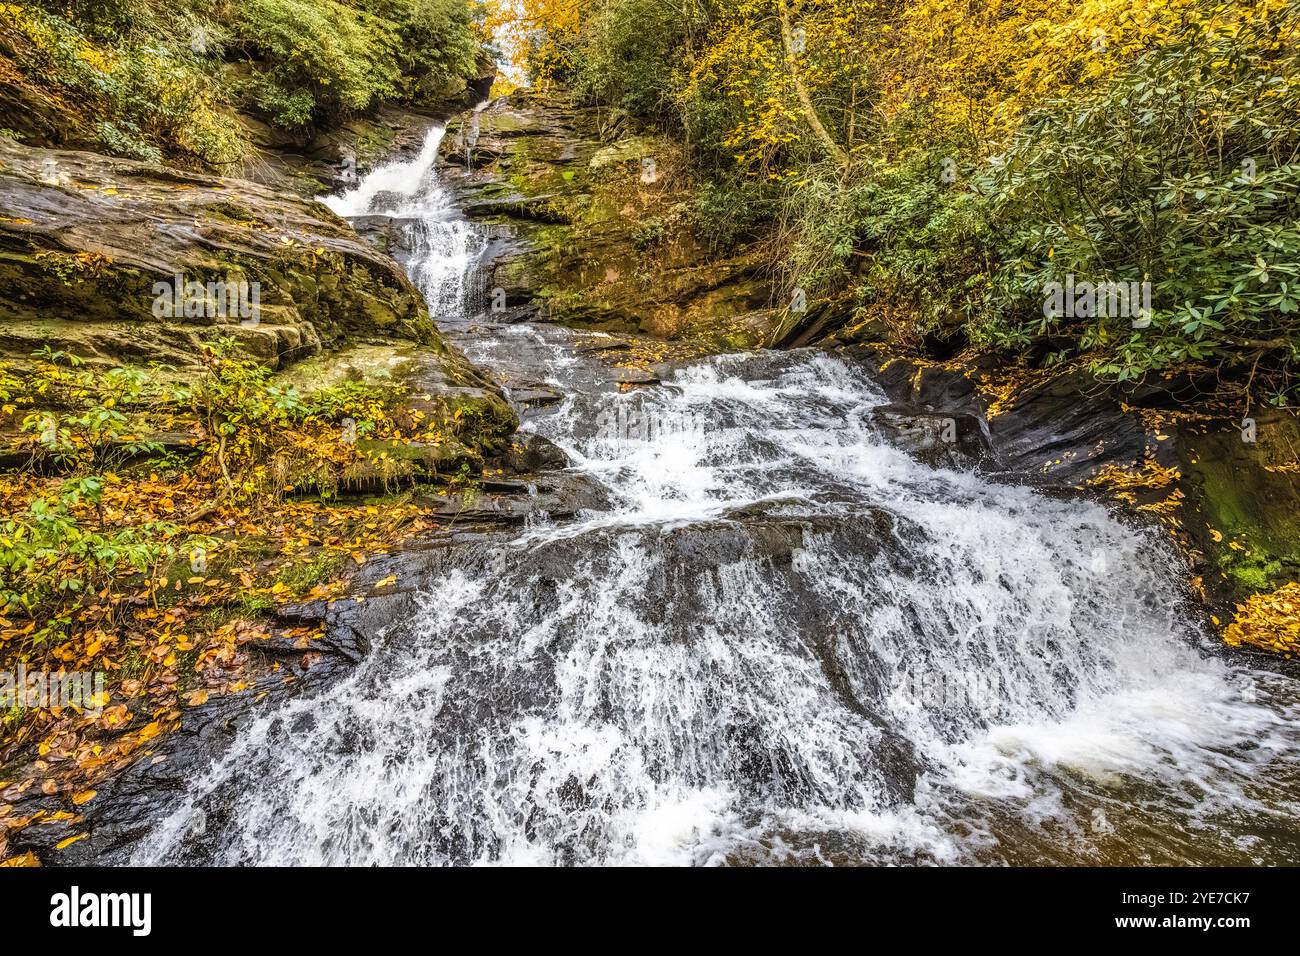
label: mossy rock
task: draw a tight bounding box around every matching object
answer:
[0,138,438,370]
[445,93,777,342]
[1179,410,1300,604]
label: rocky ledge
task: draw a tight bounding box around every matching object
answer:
[0,134,520,463]
[1,136,436,369]
[437,92,776,350]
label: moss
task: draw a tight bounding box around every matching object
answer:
[173,648,201,692]
[274,550,348,592]
[352,122,402,170]
[1182,413,1300,606]
[1221,554,1280,594]
[194,592,276,631]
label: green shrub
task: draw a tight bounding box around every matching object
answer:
[690,174,775,255]
[8,4,245,164]
[845,152,997,337]
[233,0,479,126]
[568,0,693,123]
[252,78,317,130]
[0,476,205,635]
[364,0,480,98]
[11,0,483,156]
[980,17,1300,395]
[234,0,400,123]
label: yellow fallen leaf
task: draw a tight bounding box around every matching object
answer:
[56,834,88,851]
[184,689,209,707]
[71,790,96,806]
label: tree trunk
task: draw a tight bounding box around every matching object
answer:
[777,0,848,167]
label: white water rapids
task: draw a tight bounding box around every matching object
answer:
[135,125,1300,865]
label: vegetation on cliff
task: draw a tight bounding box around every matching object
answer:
[505,0,1299,407]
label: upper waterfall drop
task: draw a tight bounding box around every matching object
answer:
[321,125,448,219]
[320,124,483,320]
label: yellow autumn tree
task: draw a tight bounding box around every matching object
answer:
[881,0,1291,149]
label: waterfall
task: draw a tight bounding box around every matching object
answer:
[323,126,485,320]
[132,123,1300,867]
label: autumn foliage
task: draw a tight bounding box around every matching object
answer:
[497,0,1300,403]
[0,344,475,861]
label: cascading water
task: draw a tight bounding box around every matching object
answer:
[323,125,484,319]
[135,124,1300,866]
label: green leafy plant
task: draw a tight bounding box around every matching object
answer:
[976,18,1300,394]
[0,475,208,640]
[16,348,162,471]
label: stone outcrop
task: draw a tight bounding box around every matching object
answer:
[0,136,519,463]
[0,137,446,369]
[438,92,776,348]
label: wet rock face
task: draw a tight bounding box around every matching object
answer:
[11,597,369,865]
[438,93,776,348]
[870,404,990,470]
[0,138,440,369]
[844,345,1155,486]
[1178,412,1300,605]
[841,342,1300,630]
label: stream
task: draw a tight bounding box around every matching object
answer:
[133,124,1300,866]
